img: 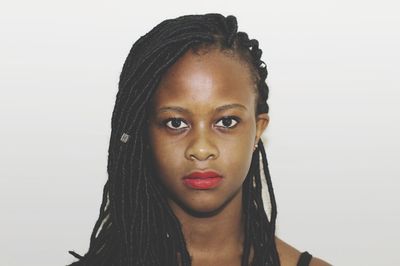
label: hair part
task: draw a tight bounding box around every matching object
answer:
[68,13,278,266]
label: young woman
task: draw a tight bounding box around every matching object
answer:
[68,13,330,266]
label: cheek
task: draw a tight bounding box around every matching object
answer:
[219,129,255,178]
[149,130,184,180]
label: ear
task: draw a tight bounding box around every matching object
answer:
[255,113,269,145]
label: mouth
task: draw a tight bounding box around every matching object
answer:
[183,170,223,189]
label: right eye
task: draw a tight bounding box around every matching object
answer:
[165,118,189,130]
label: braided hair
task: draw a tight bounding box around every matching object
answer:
[68,13,279,266]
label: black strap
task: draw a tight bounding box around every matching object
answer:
[297,251,313,266]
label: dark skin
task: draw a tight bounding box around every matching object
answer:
[148,48,330,266]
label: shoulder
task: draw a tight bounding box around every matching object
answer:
[275,237,331,266]
[309,257,332,266]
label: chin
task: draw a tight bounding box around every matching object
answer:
[174,192,238,218]
[180,201,227,218]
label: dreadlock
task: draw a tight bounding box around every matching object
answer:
[67,13,279,266]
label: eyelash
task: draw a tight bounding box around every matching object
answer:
[162,116,241,131]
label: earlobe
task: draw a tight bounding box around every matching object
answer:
[255,113,269,144]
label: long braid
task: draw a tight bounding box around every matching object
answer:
[68,13,279,266]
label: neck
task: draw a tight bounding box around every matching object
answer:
[169,189,245,257]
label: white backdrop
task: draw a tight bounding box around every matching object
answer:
[1,1,399,265]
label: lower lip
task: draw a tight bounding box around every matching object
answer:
[183,177,223,189]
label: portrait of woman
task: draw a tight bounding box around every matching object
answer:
[2,1,398,266]
[66,13,329,266]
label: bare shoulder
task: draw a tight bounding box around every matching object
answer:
[275,237,331,266]
[275,237,302,265]
[310,257,332,266]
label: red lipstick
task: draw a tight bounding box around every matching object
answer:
[183,171,223,189]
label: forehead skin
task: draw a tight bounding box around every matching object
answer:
[151,48,257,115]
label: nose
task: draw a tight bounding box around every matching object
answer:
[184,126,219,161]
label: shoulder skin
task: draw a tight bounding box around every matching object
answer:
[275,237,332,266]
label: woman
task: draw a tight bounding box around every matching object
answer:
[68,13,330,266]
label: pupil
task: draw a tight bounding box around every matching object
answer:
[171,119,181,128]
[222,118,232,127]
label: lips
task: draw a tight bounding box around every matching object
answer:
[183,170,223,189]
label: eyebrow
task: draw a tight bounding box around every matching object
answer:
[157,103,247,114]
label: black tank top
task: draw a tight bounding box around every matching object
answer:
[297,251,312,266]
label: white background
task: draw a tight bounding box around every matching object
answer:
[1,0,399,265]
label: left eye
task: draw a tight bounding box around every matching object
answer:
[215,117,239,128]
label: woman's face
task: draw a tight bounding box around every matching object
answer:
[148,48,269,216]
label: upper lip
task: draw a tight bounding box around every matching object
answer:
[184,170,222,179]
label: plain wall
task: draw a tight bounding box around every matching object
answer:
[1,0,399,265]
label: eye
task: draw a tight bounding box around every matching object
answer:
[215,116,240,129]
[165,118,189,130]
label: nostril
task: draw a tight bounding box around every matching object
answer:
[188,152,217,161]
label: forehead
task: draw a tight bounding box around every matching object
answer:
[152,49,256,109]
